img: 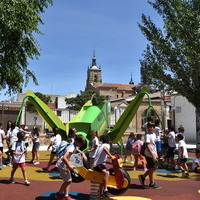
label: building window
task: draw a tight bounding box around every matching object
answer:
[57,110,62,116]
[176,106,181,113]
[94,75,98,82]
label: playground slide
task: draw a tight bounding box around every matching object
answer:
[109,87,148,143]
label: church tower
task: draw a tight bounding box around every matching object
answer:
[85,51,102,90]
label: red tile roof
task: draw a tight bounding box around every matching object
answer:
[92,82,138,91]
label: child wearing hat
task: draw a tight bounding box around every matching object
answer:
[9,132,30,185]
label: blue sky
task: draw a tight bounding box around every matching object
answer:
[0,0,162,101]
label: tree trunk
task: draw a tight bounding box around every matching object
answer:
[195,108,200,151]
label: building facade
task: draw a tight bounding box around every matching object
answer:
[171,95,196,143]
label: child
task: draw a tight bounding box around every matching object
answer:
[192,149,200,173]
[6,123,19,166]
[138,122,161,189]
[176,133,189,177]
[20,125,30,158]
[43,127,62,171]
[154,120,162,158]
[0,123,6,169]
[132,134,147,171]
[177,126,185,141]
[87,130,99,169]
[166,126,176,169]
[5,120,12,150]
[56,135,87,200]
[9,132,30,185]
[93,134,115,198]
[142,117,153,133]
[29,126,40,165]
[66,128,77,143]
[124,132,135,163]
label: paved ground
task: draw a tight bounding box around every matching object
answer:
[0,151,199,200]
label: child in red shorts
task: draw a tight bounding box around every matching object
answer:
[9,132,30,185]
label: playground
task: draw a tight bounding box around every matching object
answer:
[0,151,199,200]
[0,87,199,200]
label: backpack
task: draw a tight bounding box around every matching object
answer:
[55,140,72,157]
[132,140,141,155]
[140,142,146,156]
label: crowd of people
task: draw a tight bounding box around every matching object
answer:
[0,121,42,186]
[0,119,200,200]
[0,121,116,199]
[124,118,200,190]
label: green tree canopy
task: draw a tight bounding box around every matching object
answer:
[0,0,53,95]
[65,90,107,111]
[139,0,200,108]
[26,92,52,113]
[138,0,200,149]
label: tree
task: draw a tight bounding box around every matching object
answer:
[26,92,52,113]
[138,0,200,150]
[0,0,53,95]
[65,90,107,111]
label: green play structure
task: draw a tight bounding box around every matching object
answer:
[16,87,160,151]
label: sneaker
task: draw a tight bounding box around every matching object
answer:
[144,168,148,171]
[63,196,74,200]
[131,161,134,164]
[34,162,40,165]
[149,183,161,189]
[183,173,190,178]
[103,190,110,198]
[24,180,30,186]
[55,192,63,200]
[133,167,136,171]
[182,171,186,177]
[7,163,12,166]
[42,167,50,172]
[138,175,145,185]
[9,178,15,184]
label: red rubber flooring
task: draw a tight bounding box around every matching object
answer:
[0,151,199,200]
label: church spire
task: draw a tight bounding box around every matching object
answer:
[93,49,95,57]
[90,49,99,69]
[129,72,134,84]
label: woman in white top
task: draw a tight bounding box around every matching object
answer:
[87,130,99,168]
[43,127,62,171]
[29,126,40,165]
